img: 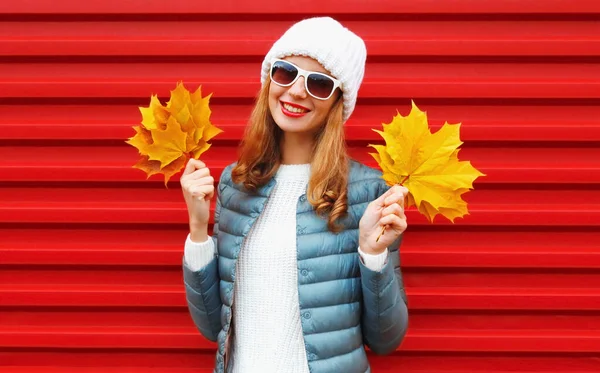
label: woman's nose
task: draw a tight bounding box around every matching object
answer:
[288,76,308,99]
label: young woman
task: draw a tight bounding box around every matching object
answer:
[181,17,409,373]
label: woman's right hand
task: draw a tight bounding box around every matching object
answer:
[181,159,215,241]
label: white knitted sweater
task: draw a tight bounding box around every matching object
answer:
[184,164,388,373]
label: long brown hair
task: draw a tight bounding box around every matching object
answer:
[231,77,349,232]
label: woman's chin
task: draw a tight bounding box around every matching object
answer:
[273,114,311,133]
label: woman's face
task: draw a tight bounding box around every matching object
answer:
[268,56,341,135]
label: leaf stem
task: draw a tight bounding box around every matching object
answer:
[400,174,410,185]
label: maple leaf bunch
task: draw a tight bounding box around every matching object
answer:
[126,82,223,186]
[369,101,485,223]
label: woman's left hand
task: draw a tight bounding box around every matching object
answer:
[359,184,409,255]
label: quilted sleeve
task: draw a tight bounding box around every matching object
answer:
[182,182,223,342]
[359,182,409,355]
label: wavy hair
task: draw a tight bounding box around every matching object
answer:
[231,77,349,232]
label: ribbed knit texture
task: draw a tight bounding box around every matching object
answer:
[228,163,310,373]
[184,164,388,372]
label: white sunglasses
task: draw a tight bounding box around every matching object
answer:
[269,59,342,100]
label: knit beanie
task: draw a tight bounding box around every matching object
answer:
[260,17,367,123]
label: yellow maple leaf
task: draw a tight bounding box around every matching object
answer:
[369,100,485,223]
[126,81,224,187]
[139,95,169,130]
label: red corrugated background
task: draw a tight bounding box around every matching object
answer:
[1,1,600,372]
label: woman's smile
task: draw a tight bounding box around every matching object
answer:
[281,100,311,117]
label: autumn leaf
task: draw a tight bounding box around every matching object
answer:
[369,100,485,223]
[125,81,223,186]
[139,95,169,130]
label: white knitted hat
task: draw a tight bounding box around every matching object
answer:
[260,17,367,123]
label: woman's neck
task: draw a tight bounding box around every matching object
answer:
[279,132,314,165]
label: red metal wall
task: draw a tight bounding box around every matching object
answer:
[1,1,600,372]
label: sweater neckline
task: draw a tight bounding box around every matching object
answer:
[274,163,311,181]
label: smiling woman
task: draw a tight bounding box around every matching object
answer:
[2,2,599,373]
[180,17,409,373]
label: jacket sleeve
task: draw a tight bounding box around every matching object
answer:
[359,185,409,355]
[182,185,223,342]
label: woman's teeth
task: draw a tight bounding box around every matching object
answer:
[283,103,308,113]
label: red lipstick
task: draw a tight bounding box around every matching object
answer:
[281,101,310,118]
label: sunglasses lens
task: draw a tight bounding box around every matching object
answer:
[307,74,335,99]
[271,61,298,86]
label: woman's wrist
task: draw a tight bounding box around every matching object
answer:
[358,243,386,255]
[358,230,384,254]
[189,223,209,243]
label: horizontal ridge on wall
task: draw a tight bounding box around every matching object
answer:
[1,0,600,14]
[1,62,599,98]
[1,21,599,56]
[2,104,600,141]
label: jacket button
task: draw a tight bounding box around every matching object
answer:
[301,269,308,276]
[299,195,306,202]
[303,311,311,319]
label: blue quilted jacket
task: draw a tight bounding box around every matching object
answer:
[183,160,409,373]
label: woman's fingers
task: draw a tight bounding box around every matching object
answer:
[384,185,408,208]
[190,184,215,200]
[381,202,403,217]
[182,158,206,176]
[185,168,211,181]
[379,213,407,232]
[183,176,214,189]
[380,201,407,231]
[374,186,395,207]
[181,158,213,195]
[182,176,215,197]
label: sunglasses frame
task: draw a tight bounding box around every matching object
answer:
[269,58,342,100]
